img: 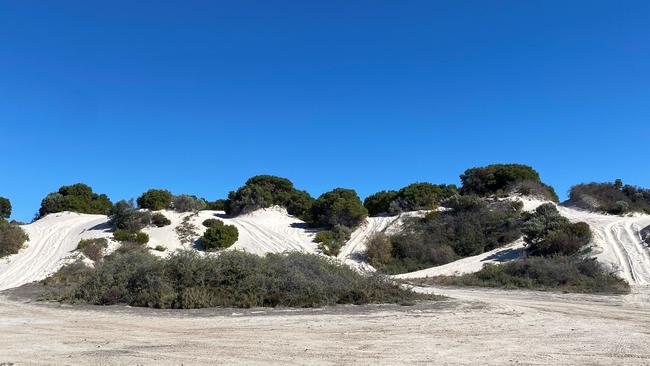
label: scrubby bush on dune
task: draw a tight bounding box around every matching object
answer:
[0,197,11,219]
[522,203,591,256]
[137,189,173,211]
[309,188,368,229]
[364,184,458,217]
[225,175,314,218]
[364,233,393,268]
[380,197,523,274]
[364,190,399,217]
[109,200,152,232]
[38,183,112,218]
[113,229,148,244]
[507,180,560,202]
[77,238,108,262]
[43,250,430,308]
[418,256,629,294]
[172,194,207,212]
[314,225,351,256]
[460,164,543,197]
[205,199,227,211]
[202,218,220,228]
[569,181,650,215]
[200,220,238,251]
[151,212,171,227]
[0,218,29,258]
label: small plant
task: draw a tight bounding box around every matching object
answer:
[200,220,239,251]
[135,232,149,245]
[77,238,108,262]
[154,245,167,252]
[113,229,148,244]
[151,212,171,227]
[314,225,351,256]
[202,218,220,228]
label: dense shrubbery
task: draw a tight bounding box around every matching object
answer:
[44,250,428,308]
[226,175,314,218]
[522,204,591,256]
[569,181,650,215]
[313,225,352,256]
[0,197,11,219]
[200,220,239,251]
[309,188,367,229]
[137,189,173,211]
[376,196,524,274]
[507,180,560,202]
[365,233,393,268]
[77,238,108,262]
[0,218,29,258]
[38,183,112,218]
[460,164,542,196]
[205,199,227,211]
[202,218,220,228]
[418,256,629,294]
[172,195,207,212]
[151,212,171,227]
[113,229,149,244]
[109,200,152,232]
[364,184,457,216]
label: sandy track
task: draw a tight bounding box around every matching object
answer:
[1,286,650,365]
[0,213,110,291]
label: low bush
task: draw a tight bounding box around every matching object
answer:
[0,197,11,219]
[507,180,560,202]
[113,229,148,244]
[172,195,207,212]
[151,212,171,227]
[522,203,591,256]
[364,191,399,216]
[77,238,108,262]
[225,175,315,218]
[364,233,393,267]
[135,232,149,245]
[137,189,173,211]
[38,183,112,218]
[417,256,629,294]
[569,181,650,215]
[0,218,29,258]
[200,220,238,251]
[202,218,220,228]
[460,164,544,197]
[43,250,430,308]
[364,184,458,216]
[314,225,351,256]
[309,188,368,229]
[205,199,227,211]
[109,200,152,232]
[154,245,166,252]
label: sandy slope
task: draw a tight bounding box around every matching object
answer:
[0,213,113,291]
[2,285,650,365]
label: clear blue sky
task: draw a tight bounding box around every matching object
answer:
[1,1,649,221]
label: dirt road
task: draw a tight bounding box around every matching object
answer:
[1,286,650,365]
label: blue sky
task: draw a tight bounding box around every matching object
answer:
[1,1,649,221]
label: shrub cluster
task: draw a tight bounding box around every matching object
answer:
[151,212,171,227]
[309,188,367,229]
[313,225,351,256]
[77,238,109,262]
[569,181,650,215]
[200,220,238,251]
[113,229,149,244]
[417,256,629,294]
[137,189,173,211]
[460,164,542,196]
[373,196,524,274]
[364,183,457,216]
[0,197,11,219]
[365,233,393,268]
[522,203,591,256]
[172,195,207,212]
[226,175,314,218]
[43,250,428,308]
[205,199,227,211]
[0,218,29,258]
[109,200,152,232]
[38,183,112,218]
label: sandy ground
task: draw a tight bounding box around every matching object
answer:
[1,285,650,365]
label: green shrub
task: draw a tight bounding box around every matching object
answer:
[314,225,351,256]
[200,221,239,251]
[364,233,393,268]
[43,250,429,308]
[391,183,457,214]
[202,218,220,228]
[569,181,650,215]
[364,190,399,216]
[137,189,173,210]
[151,212,171,227]
[225,175,314,218]
[205,199,227,211]
[508,180,560,202]
[0,197,11,219]
[113,229,135,242]
[77,238,108,262]
[522,204,591,257]
[135,232,149,245]
[420,256,629,294]
[154,245,166,252]
[309,188,368,229]
[172,195,207,212]
[460,164,542,196]
[109,200,152,232]
[38,183,112,217]
[0,218,29,258]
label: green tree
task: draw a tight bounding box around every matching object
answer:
[0,197,11,219]
[137,189,173,210]
[309,188,368,228]
[201,220,239,251]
